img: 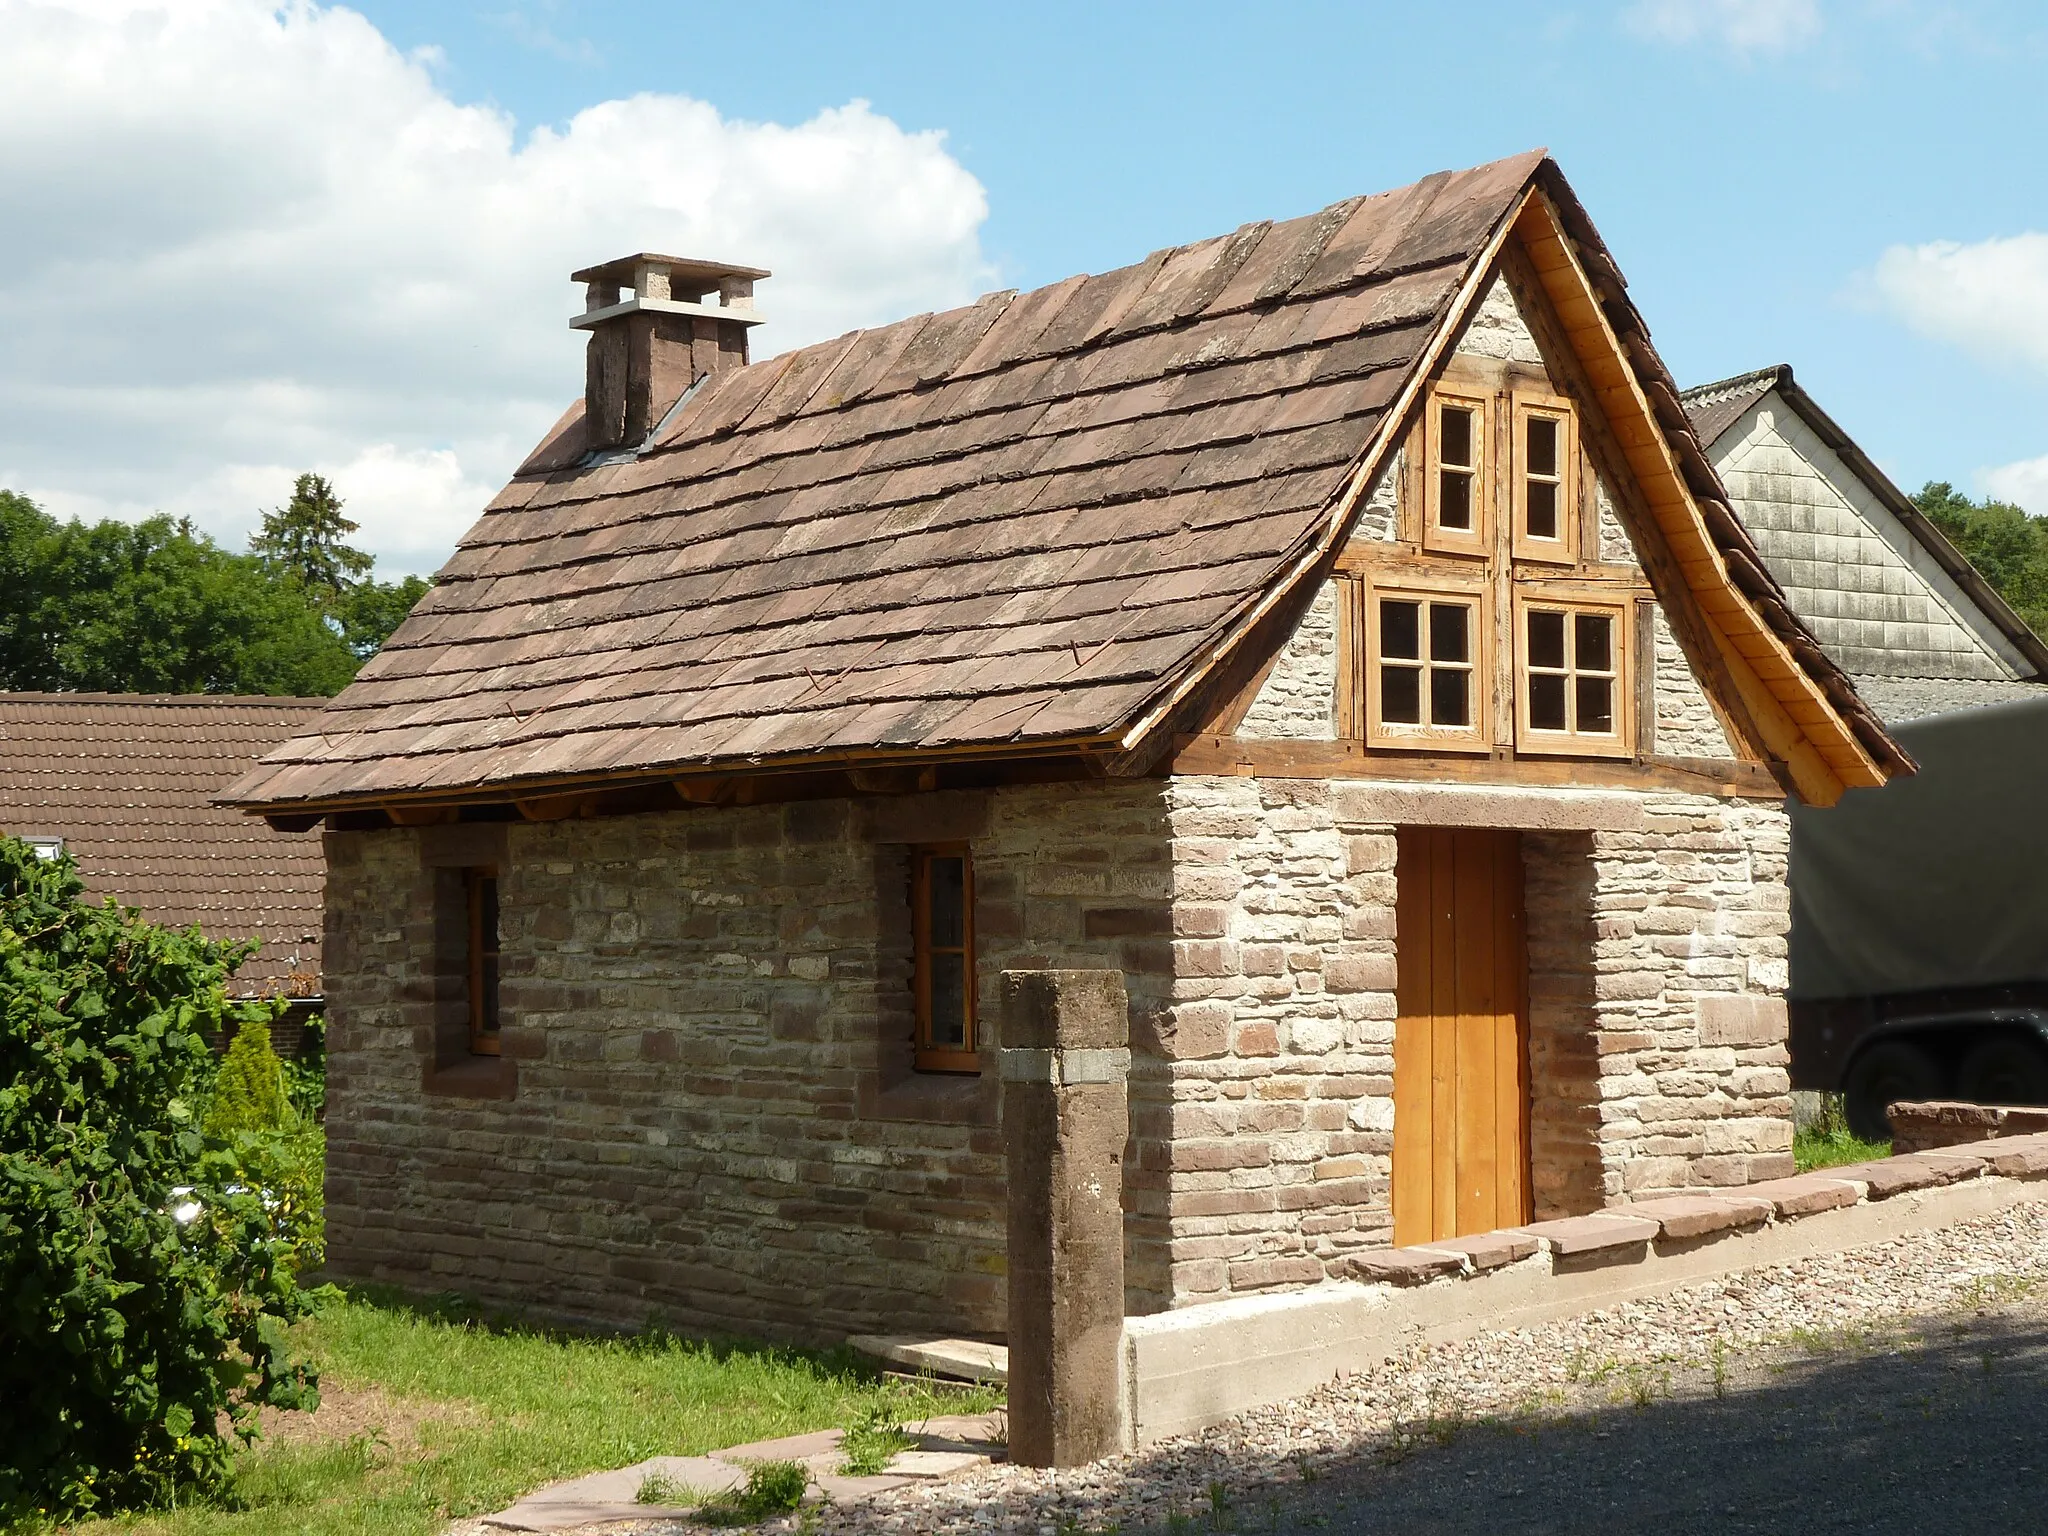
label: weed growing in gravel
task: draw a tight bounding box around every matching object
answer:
[1959,1272,2037,1309]
[693,1459,808,1525]
[1711,1337,1729,1399]
[1291,1449,1322,1483]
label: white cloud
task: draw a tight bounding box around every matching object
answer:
[1622,0,1823,53]
[0,0,994,576]
[1866,232,2048,375]
[1986,455,2048,518]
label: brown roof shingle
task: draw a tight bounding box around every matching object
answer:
[224,152,1546,810]
[1,694,324,994]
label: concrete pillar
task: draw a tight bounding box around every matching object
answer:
[1001,969,1130,1468]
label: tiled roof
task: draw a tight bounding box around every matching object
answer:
[224,152,1550,809]
[1848,675,2048,726]
[1678,365,1783,454]
[223,154,1904,812]
[0,694,325,994]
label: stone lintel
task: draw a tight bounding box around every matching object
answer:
[1328,780,1650,832]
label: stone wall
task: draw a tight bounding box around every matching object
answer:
[320,784,1175,1344]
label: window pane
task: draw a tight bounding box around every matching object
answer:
[1430,668,1469,727]
[1529,672,1567,731]
[928,952,967,1047]
[1577,676,1614,733]
[1527,609,1566,671]
[1527,415,1558,477]
[927,855,966,947]
[1381,665,1422,724]
[1575,613,1613,673]
[1526,480,1558,540]
[1381,599,1420,659]
[1438,469,1472,531]
[1440,404,1473,468]
[1428,602,1468,663]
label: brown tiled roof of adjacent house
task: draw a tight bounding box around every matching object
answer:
[0,694,325,994]
[223,151,1904,813]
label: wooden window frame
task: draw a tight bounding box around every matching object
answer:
[1359,573,1491,754]
[464,866,502,1056]
[1422,384,1492,558]
[1513,586,1634,758]
[912,843,978,1074]
[1510,390,1578,566]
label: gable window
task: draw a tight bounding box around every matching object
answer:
[1360,579,1488,751]
[1516,593,1631,756]
[913,844,977,1072]
[465,868,502,1055]
[1512,393,1577,564]
[1423,386,1490,557]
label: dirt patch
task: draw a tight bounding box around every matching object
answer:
[250,1379,483,1452]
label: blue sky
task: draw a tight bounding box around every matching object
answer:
[361,0,2048,493]
[2,1,2043,572]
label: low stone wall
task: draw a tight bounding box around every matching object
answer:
[1121,1134,2048,1445]
[1888,1099,2048,1154]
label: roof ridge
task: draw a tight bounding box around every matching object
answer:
[1677,363,1788,405]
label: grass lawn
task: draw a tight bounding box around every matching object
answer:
[63,1288,998,1536]
[1794,1123,1891,1172]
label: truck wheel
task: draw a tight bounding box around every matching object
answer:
[1843,1040,1942,1142]
[1957,1035,2048,1107]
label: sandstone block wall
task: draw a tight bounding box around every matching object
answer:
[322,774,1792,1339]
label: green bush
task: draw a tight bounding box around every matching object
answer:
[205,1015,292,1137]
[0,838,320,1523]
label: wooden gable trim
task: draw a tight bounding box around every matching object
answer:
[1508,189,1888,807]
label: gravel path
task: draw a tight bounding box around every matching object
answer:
[800,1198,2048,1534]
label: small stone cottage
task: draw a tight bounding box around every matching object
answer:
[224,151,1908,1344]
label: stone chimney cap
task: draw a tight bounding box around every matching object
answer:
[570,253,770,333]
[570,253,771,287]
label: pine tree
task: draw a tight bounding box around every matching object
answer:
[249,472,373,609]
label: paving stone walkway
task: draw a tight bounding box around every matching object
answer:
[475,1414,1003,1531]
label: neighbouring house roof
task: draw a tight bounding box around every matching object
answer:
[0,693,326,995]
[1683,365,2048,711]
[224,153,1907,815]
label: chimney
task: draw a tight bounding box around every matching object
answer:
[570,254,770,449]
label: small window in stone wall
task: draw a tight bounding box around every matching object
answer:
[465,867,502,1055]
[912,844,977,1073]
[1515,591,1632,757]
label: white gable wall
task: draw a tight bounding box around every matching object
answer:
[1711,395,2028,681]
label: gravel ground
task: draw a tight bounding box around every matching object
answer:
[511,1199,2048,1535]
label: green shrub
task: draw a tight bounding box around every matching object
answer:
[0,838,320,1523]
[204,1014,292,1136]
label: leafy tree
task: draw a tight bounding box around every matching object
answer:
[1913,481,2048,638]
[336,571,433,660]
[0,839,319,1521]
[0,483,429,695]
[249,472,373,609]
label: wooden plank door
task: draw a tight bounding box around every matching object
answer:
[1392,827,1531,1246]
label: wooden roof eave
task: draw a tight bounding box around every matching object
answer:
[1511,187,1893,809]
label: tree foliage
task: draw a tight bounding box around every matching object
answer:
[1913,480,2048,639]
[249,473,373,608]
[0,839,319,1522]
[0,483,429,695]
